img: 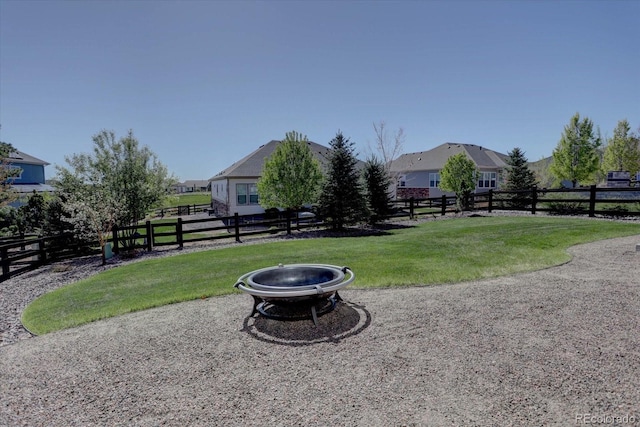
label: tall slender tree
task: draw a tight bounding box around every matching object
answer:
[504,147,537,208]
[601,119,640,178]
[550,113,601,188]
[371,120,405,189]
[363,156,393,226]
[318,132,367,230]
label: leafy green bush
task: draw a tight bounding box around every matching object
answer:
[547,201,586,215]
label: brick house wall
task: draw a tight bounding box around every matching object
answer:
[396,187,430,200]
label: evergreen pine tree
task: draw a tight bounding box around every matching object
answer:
[363,156,392,226]
[318,132,367,230]
[504,147,537,209]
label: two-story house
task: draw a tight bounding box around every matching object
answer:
[4,150,54,206]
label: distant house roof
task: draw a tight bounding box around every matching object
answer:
[177,180,209,188]
[390,143,508,172]
[5,150,50,166]
[209,140,333,180]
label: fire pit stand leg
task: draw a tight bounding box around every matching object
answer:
[252,295,339,326]
[250,295,262,317]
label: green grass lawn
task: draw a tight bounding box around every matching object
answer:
[22,216,640,335]
[164,192,211,207]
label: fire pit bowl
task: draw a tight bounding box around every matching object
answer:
[234,263,355,325]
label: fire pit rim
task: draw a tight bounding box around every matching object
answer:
[234,263,355,298]
[245,264,346,291]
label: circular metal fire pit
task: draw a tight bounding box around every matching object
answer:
[234,264,355,325]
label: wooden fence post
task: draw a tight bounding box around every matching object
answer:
[409,198,415,219]
[531,186,538,215]
[589,185,597,217]
[234,213,241,243]
[146,221,153,251]
[1,248,9,279]
[441,195,447,216]
[112,225,119,254]
[177,217,184,249]
[286,209,292,235]
[488,190,493,213]
[38,238,47,264]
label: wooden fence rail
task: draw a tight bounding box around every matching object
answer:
[390,195,458,219]
[152,203,213,218]
[109,209,322,254]
[3,187,639,282]
[484,186,640,217]
[0,234,99,282]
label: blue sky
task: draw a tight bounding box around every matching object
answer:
[1,0,638,181]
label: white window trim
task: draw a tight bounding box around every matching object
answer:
[429,172,440,188]
[236,183,259,206]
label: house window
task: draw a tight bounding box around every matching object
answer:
[429,173,440,188]
[236,183,259,205]
[478,172,497,188]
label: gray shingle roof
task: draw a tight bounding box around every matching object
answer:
[5,150,50,166]
[209,140,333,180]
[390,143,508,172]
[179,180,209,188]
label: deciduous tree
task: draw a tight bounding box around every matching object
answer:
[56,130,175,262]
[601,119,640,178]
[550,113,601,188]
[0,141,19,207]
[439,153,478,211]
[257,131,323,210]
[371,120,405,188]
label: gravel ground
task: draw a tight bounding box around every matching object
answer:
[1,222,639,426]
